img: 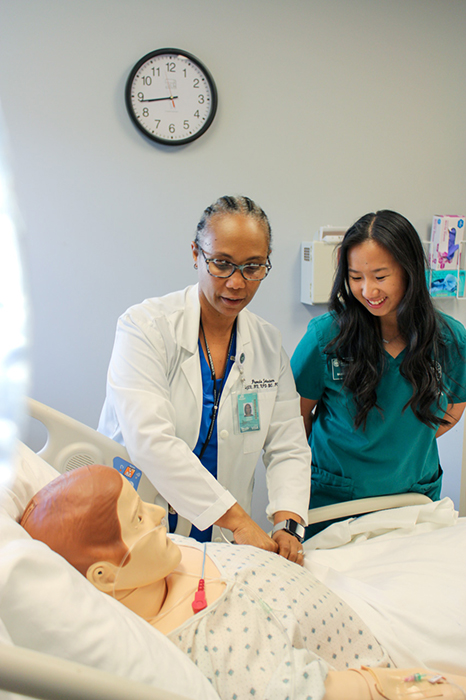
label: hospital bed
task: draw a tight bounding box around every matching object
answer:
[0,400,465,700]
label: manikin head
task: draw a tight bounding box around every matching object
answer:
[20,465,181,594]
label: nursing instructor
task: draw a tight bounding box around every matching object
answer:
[98,196,310,562]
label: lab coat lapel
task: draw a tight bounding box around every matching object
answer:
[223,309,251,395]
[180,285,203,413]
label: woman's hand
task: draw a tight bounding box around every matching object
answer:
[215,503,278,552]
[272,510,305,566]
[272,529,304,565]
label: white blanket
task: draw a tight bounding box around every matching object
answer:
[303,498,466,674]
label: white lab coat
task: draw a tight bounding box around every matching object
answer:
[99,285,310,537]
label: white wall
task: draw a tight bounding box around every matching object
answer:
[0,0,465,522]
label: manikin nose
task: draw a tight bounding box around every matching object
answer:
[148,504,167,528]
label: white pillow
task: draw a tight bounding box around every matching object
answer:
[0,443,219,700]
[0,441,59,522]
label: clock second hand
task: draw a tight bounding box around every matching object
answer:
[165,74,177,109]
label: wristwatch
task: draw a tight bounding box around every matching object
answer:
[272,519,305,543]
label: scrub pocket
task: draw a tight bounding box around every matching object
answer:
[409,465,443,501]
[305,466,355,540]
[310,465,354,509]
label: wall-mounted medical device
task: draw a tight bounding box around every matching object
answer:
[301,226,347,305]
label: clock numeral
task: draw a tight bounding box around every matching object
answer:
[183,120,190,130]
[154,119,161,128]
[193,78,200,88]
[152,67,160,77]
[137,92,144,102]
[142,76,152,86]
[166,62,176,72]
[142,108,149,117]
[198,95,205,104]
[169,123,175,133]
[194,110,200,118]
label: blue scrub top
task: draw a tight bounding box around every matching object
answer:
[169,332,236,541]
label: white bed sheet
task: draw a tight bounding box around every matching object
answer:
[303,499,466,674]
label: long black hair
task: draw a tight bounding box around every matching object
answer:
[328,209,456,430]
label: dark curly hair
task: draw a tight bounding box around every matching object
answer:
[194,195,272,253]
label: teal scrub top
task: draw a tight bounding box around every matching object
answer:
[291,311,466,512]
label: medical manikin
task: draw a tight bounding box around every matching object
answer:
[21,466,466,700]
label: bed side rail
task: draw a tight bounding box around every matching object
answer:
[26,397,192,536]
[307,492,432,525]
[0,641,192,700]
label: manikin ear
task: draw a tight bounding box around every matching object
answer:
[86,561,118,594]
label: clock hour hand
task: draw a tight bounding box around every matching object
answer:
[140,96,179,102]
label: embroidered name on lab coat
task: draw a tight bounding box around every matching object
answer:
[244,378,278,391]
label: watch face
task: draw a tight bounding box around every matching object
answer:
[125,48,218,146]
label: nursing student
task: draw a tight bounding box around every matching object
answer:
[291,210,466,537]
[99,195,310,562]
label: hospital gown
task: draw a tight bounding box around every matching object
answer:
[167,541,391,700]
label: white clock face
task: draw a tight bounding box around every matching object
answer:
[126,50,217,145]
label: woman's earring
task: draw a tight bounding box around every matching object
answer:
[194,263,198,269]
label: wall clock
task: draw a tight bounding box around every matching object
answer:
[125,48,218,146]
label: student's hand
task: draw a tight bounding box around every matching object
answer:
[215,503,278,553]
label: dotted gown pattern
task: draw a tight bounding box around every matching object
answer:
[167,542,391,700]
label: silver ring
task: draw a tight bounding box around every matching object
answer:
[297,549,304,554]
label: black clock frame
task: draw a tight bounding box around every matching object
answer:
[125,48,218,146]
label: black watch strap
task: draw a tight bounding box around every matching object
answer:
[272,518,305,543]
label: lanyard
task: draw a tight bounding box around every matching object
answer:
[198,319,236,460]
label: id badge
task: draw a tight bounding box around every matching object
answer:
[237,392,260,433]
[331,358,345,381]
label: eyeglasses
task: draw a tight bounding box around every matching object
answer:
[197,246,272,281]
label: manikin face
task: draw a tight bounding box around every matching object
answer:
[347,240,407,324]
[192,213,270,322]
[110,476,181,591]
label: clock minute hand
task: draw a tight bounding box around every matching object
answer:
[140,96,179,102]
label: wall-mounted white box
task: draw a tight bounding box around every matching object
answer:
[301,227,347,305]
